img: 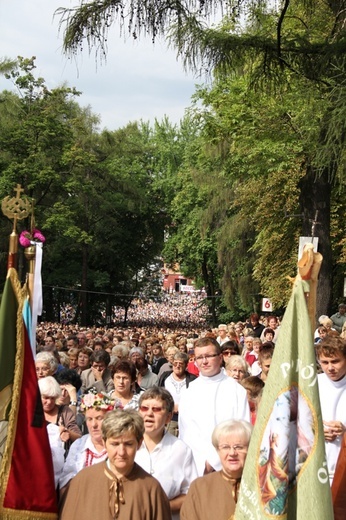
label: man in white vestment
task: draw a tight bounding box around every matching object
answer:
[178,337,250,476]
[316,336,346,484]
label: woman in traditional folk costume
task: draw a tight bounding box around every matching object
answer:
[59,409,171,520]
[180,419,252,520]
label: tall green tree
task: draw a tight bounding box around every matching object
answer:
[57,0,346,316]
[0,58,167,325]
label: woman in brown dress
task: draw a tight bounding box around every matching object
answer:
[180,419,252,520]
[59,409,171,520]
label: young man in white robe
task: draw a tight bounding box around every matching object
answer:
[316,336,346,484]
[178,337,250,476]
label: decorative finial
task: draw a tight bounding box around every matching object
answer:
[1,184,33,270]
[1,183,32,230]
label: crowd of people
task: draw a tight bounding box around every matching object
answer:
[32,301,346,519]
[60,293,209,329]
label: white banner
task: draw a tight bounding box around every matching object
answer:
[261,297,273,312]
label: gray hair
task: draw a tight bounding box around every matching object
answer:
[212,419,253,449]
[112,344,130,359]
[36,352,58,374]
[174,352,189,364]
[102,409,144,443]
[129,347,145,358]
[38,376,62,398]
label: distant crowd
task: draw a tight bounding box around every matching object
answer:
[60,293,209,329]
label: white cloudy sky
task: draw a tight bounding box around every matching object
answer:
[0,0,201,130]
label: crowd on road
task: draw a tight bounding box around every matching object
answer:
[32,300,346,519]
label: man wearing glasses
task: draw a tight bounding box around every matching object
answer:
[178,338,250,476]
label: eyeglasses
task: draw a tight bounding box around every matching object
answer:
[195,354,220,362]
[139,405,164,413]
[173,362,185,367]
[230,368,245,374]
[218,444,247,453]
[222,351,232,356]
[114,375,131,382]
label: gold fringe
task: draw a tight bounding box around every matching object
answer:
[0,269,56,519]
[1,508,57,520]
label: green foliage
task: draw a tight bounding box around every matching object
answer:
[0,58,166,324]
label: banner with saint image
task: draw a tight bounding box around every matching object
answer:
[235,279,333,519]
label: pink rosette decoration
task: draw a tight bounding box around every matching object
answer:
[19,228,46,247]
[81,393,96,410]
[32,229,46,243]
[19,231,32,248]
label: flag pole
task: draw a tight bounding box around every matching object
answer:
[297,242,323,337]
[0,185,57,519]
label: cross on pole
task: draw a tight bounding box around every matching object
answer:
[14,183,24,199]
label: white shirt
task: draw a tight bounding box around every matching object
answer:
[164,374,187,406]
[251,360,262,376]
[216,335,230,345]
[135,432,198,520]
[178,371,250,476]
[47,423,65,489]
[318,372,346,483]
[59,434,107,488]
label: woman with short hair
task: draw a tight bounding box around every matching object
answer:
[38,376,82,488]
[108,359,141,410]
[181,419,252,520]
[226,355,250,382]
[158,352,197,436]
[59,409,171,520]
[68,347,79,370]
[136,387,198,520]
[76,347,93,375]
[35,351,58,379]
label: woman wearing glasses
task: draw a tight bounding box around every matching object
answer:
[135,387,198,520]
[158,352,197,436]
[225,355,250,382]
[181,419,252,520]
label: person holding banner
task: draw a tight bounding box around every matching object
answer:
[180,419,252,520]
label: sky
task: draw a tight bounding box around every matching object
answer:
[0,0,200,131]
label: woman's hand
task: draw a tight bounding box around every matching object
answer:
[59,425,71,443]
[58,417,71,442]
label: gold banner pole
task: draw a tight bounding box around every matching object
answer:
[1,183,32,272]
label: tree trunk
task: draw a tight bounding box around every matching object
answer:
[202,253,217,326]
[106,297,112,326]
[43,285,54,322]
[299,166,332,320]
[80,243,88,326]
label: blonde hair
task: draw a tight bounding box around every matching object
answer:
[212,419,252,449]
[102,409,144,443]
